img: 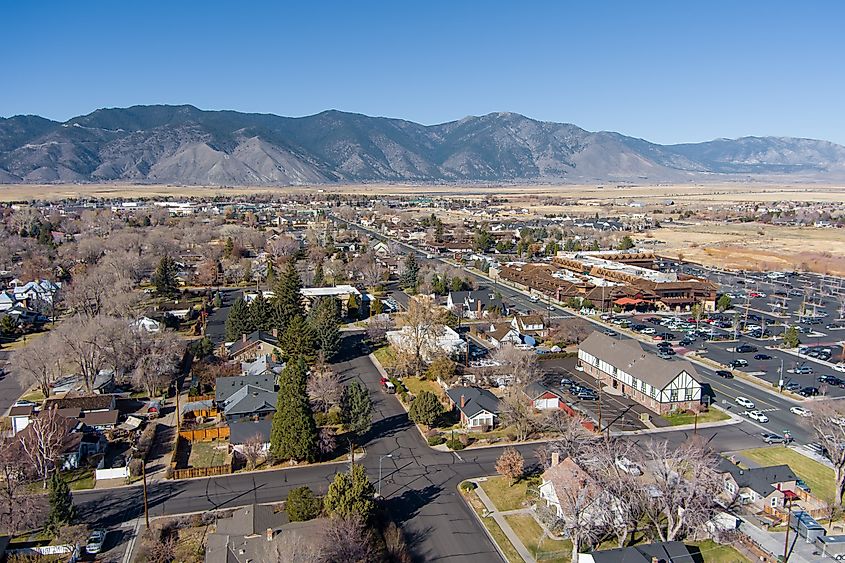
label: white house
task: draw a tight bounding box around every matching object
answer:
[386,324,467,361]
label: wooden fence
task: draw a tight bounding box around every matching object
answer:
[170,464,232,480]
[179,426,230,442]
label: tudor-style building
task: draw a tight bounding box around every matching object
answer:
[578,331,702,415]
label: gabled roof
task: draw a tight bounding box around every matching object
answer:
[214,504,287,537]
[229,419,272,445]
[222,385,277,417]
[717,458,798,497]
[44,394,114,413]
[215,374,276,403]
[589,541,693,563]
[579,331,701,391]
[240,354,283,377]
[445,386,500,418]
[525,381,562,401]
[228,330,278,356]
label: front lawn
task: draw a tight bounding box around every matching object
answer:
[479,475,540,512]
[740,447,835,503]
[688,539,750,563]
[462,484,522,563]
[65,468,95,490]
[505,513,572,561]
[188,441,229,468]
[403,376,446,400]
[664,409,730,426]
[372,345,396,368]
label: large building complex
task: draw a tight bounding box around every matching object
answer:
[494,251,717,312]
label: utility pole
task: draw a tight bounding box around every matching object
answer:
[783,496,793,562]
[142,460,150,528]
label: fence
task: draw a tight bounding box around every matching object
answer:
[95,467,129,481]
[170,464,231,480]
[169,432,233,480]
[179,426,230,442]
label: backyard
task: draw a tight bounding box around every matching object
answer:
[188,441,229,468]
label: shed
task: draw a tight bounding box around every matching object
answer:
[790,510,826,544]
[816,535,845,558]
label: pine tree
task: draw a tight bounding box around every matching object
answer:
[47,472,75,533]
[313,260,325,288]
[270,357,318,462]
[323,463,375,520]
[273,260,305,328]
[250,293,272,332]
[152,255,179,297]
[400,253,419,291]
[225,297,255,341]
[280,315,316,360]
[310,298,341,359]
[266,259,276,286]
[224,237,234,258]
[340,380,373,436]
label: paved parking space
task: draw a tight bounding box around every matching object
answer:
[540,357,655,432]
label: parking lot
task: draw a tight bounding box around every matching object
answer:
[540,357,661,432]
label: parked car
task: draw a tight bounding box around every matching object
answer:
[730,359,749,368]
[785,381,801,391]
[715,370,734,379]
[640,327,656,334]
[792,365,814,375]
[754,354,772,360]
[761,432,787,444]
[799,386,819,397]
[615,456,642,476]
[576,389,597,400]
[735,396,755,409]
[736,344,757,353]
[560,377,575,388]
[746,410,769,423]
[790,406,812,417]
[86,530,107,554]
[818,375,843,386]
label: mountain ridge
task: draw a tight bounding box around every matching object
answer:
[2,105,845,185]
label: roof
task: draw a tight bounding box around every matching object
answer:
[81,409,120,427]
[44,394,114,412]
[216,374,276,403]
[525,381,562,401]
[205,518,325,563]
[300,285,360,298]
[579,331,702,391]
[9,405,33,417]
[229,419,272,445]
[222,385,277,417]
[227,330,278,356]
[214,504,287,537]
[717,459,798,497]
[445,386,500,418]
[588,541,693,563]
[240,354,283,377]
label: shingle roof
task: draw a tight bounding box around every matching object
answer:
[214,504,287,537]
[215,374,276,403]
[222,385,277,417]
[445,386,500,418]
[717,458,798,497]
[45,394,114,412]
[229,419,272,445]
[227,330,278,356]
[579,331,701,390]
[589,541,693,563]
[525,381,562,400]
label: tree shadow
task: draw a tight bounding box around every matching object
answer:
[382,484,442,526]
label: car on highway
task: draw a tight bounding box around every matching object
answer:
[745,410,769,423]
[529,296,539,303]
[735,396,755,409]
[86,530,107,554]
[799,386,819,397]
[754,354,772,360]
[761,432,787,444]
[790,406,812,417]
[715,370,734,378]
[730,359,749,368]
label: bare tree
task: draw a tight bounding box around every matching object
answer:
[53,315,129,393]
[358,253,385,288]
[131,330,183,398]
[307,358,342,413]
[496,447,525,486]
[9,332,62,399]
[587,438,646,548]
[538,410,600,467]
[397,296,444,378]
[240,434,265,470]
[366,314,394,344]
[267,235,300,262]
[492,344,538,385]
[0,435,45,535]
[811,400,845,506]
[318,514,379,562]
[19,406,71,486]
[640,438,722,542]
[499,390,537,442]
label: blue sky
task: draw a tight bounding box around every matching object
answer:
[2,0,844,144]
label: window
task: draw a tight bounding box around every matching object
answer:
[669,390,678,402]
[770,496,778,508]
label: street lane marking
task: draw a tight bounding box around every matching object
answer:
[453,451,464,462]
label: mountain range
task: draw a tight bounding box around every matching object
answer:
[2,104,845,185]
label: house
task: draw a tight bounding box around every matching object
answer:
[51,370,115,395]
[240,354,284,378]
[0,292,16,312]
[11,279,61,309]
[487,323,523,348]
[578,331,702,415]
[45,394,116,414]
[299,285,361,316]
[229,419,272,455]
[387,324,467,361]
[226,330,279,361]
[205,504,325,563]
[716,458,825,518]
[578,541,695,563]
[539,454,618,524]
[446,290,507,320]
[9,413,101,471]
[9,403,34,434]
[445,386,499,430]
[524,381,564,410]
[215,374,277,422]
[511,314,547,338]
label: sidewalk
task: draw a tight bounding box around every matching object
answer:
[473,480,536,563]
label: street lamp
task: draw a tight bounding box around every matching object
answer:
[378,454,393,497]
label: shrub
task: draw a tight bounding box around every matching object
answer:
[326,407,343,426]
[459,481,477,493]
[128,458,144,478]
[427,435,445,446]
[446,439,465,451]
[458,434,470,447]
[424,428,440,439]
[286,486,322,522]
[314,411,329,426]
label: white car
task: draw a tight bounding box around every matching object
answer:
[735,397,755,409]
[641,327,656,334]
[746,410,769,423]
[86,530,107,554]
[834,364,845,373]
[790,406,812,417]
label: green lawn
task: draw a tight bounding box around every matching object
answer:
[505,513,572,561]
[18,389,45,402]
[462,485,522,563]
[65,468,95,490]
[188,441,229,468]
[479,475,540,512]
[403,376,446,400]
[740,447,835,503]
[372,345,396,368]
[664,409,730,426]
[689,539,750,563]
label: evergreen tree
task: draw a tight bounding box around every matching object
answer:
[224,237,234,258]
[589,239,601,251]
[152,255,179,298]
[617,235,635,250]
[431,275,446,296]
[323,463,375,520]
[266,259,276,286]
[270,357,318,462]
[340,380,373,436]
[279,315,316,360]
[783,325,801,348]
[400,253,419,291]
[47,472,75,533]
[273,261,305,328]
[250,293,272,331]
[409,390,444,426]
[310,298,341,359]
[313,260,325,288]
[225,297,255,341]
[213,292,223,309]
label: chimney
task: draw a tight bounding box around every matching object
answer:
[266,527,273,542]
[242,333,247,343]
[551,451,560,467]
[460,395,466,408]
[271,328,278,338]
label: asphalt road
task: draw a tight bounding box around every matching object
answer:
[0,350,24,416]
